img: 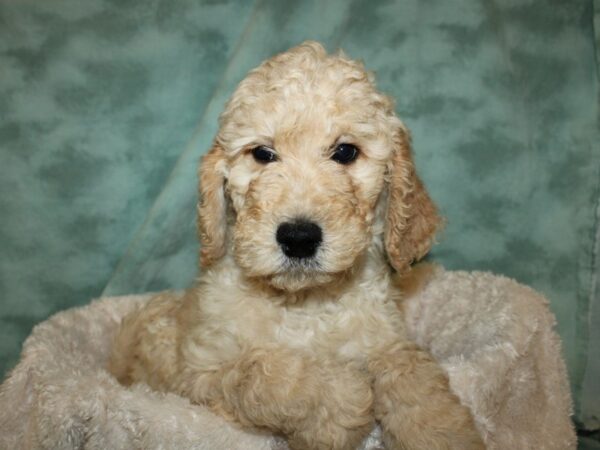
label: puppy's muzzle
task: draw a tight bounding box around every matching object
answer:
[276,220,322,259]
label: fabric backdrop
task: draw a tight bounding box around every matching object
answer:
[1,0,599,443]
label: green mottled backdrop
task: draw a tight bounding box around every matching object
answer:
[1,0,599,443]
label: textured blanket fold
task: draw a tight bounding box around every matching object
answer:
[0,267,576,449]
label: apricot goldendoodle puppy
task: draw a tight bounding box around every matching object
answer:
[109,41,484,450]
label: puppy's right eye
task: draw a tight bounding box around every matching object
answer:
[251,146,278,164]
[331,143,359,164]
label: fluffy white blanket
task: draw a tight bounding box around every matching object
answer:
[0,267,576,449]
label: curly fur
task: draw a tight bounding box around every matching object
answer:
[109,41,484,449]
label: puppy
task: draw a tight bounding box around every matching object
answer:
[109,41,484,450]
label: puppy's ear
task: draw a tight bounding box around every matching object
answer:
[384,124,442,272]
[197,143,228,268]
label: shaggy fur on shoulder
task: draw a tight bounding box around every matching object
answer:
[110,42,474,449]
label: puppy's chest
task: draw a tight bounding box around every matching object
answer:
[251,292,405,359]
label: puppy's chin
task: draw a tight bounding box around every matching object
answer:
[234,253,349,292]
[234,246,369,293]
[246,254,366,293]
[266,269,339,292]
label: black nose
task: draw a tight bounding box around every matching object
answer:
[276,220,322,259]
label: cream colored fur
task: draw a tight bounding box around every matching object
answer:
[104,42,574,449]
[107,41,483,449]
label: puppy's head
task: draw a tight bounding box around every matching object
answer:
[198,41,440,291]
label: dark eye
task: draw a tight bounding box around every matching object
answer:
[251,146,278,164]
[331,143,359,164]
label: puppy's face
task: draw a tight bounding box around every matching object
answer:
[199,42,440,292]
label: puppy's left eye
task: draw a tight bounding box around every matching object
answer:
[251,146,278,164]
[331,144,359,164]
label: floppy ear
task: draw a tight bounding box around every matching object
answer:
[384,124,442,272]
[197,143,228,268]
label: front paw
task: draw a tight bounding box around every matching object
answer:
[221,348,374,450]
[375,398,484,450]
[370,343,485,450]
[286,365,374,450]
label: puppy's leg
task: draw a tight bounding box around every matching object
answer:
[178,347,374,450]
[369,342,484,450]
[109,292,182,390]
